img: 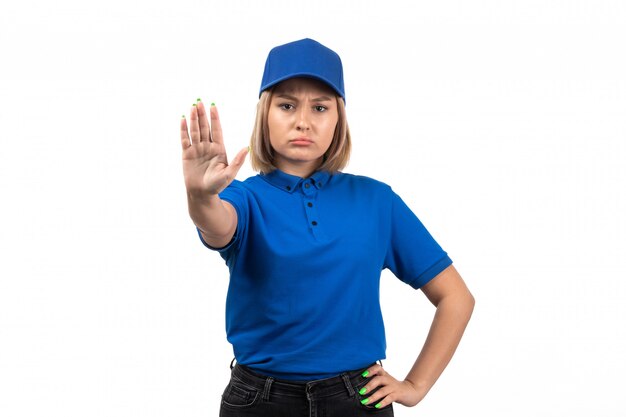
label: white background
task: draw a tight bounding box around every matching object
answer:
[1,0,624,416]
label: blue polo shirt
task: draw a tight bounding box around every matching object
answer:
[198,169,452,380]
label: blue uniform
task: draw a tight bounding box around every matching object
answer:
[198,169,452,380]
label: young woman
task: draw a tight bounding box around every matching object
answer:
[180,38,475,417]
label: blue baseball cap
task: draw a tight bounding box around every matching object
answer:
[259,38,345,101]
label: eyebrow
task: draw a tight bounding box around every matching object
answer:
[275,93,333,102]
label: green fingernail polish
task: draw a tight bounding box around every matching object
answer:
[361,398,369,405]
[375,403,382,409]
[182,115,185,119]
[211,102,215,106]
[362,371,369,377]
[192,103,196,107]
[359,387,367,395]
[197,98,201,102]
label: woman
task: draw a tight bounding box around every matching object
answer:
[180,38,474,416]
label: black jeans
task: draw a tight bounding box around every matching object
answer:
[219,361,394,417]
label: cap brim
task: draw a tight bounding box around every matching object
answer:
[260,73,344,100]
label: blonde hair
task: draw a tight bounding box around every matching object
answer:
[249,88,351,174]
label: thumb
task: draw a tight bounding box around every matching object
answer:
[225,146,249,179]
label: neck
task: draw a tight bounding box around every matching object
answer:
[275,158,322,178]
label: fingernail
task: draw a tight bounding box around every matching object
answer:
[360,398,369,405]
[247,146,251,152]
[375,403,382,409]
[211,102,216,107]
[197,98,201,102]
[362,371,369,377]
[192,103,196,107]
[182,115,185,119]
[358,387,367,395]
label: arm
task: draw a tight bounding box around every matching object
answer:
[358,265,475,409]
[404,264,475,399]
[187,193,238,249]
[180,101,248,248]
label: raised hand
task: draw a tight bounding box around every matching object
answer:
[180,100,248,198]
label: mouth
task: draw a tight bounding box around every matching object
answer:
[290,137,313,146]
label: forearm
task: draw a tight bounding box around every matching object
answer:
[405,291,475,396]
[187,192,237,248]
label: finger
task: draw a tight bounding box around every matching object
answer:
[361,384,392,409]
[359,373,386,397]
[223,146,249,180]
[370,395,392,410]
[196,100,212,142]
[180,116,191,149]
[189,103,201,143]
[362,364,384,378]
[209,103,224,145]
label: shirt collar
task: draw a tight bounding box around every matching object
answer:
[260,169,332,193]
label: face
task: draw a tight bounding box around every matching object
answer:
[267,77,339,177]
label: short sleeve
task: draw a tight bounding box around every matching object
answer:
[383,190,453,289]
[196,180,249,260]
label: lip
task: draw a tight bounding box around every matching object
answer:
[290,137,313,145]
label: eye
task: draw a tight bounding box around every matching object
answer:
[314,105,327,112]
[279,103,294,110]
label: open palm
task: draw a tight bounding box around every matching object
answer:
[180,101,248,197]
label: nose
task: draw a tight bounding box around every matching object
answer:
[295,107,310,131]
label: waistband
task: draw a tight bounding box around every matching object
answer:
[230,361,378,400]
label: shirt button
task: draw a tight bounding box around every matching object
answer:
[311,221,318,226]
[304,183,310,189]
[307,202,313,207]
